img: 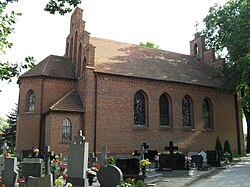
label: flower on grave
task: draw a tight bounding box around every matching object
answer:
[154,155,159,161]
[105,155,116,165]
[93,163,101,170]
[139,158,151,168]
[17,176,26,183]
[54,177,64,187]
[86,168,97,177]
[185,156,192,168]
[65,182,72,187]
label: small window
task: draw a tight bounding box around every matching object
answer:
[203,98,213,129]
[159,94,170,126]
[194,44,199,57]
[134,91,147,126]
[27,91,35,112]
[182,96,191,127]
[62,118,72,141]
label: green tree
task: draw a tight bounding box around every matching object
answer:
[215,136,223,151]
[0,0,81,82]
[1,104,18,147]
[201,0,250,152]
[139,41,159,49]
[224,139,233,161]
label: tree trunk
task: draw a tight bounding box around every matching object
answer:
[243,108,250,153]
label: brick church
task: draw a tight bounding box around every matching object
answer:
[16,8,244,155]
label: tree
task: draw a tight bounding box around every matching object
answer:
[139,41,159,49]
[215,136,223,151]
[0,0,81,82]
[201,0,250,152]
[1,104,18,147]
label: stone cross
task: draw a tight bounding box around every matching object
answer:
[44,146,51,175]
[194,21,199,33]
[75,130,85,144]
[138,142,149,160]
[1,141,9,158]
[165,141,178,156]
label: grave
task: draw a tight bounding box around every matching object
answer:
[100,147,108,167]
[187,151,199,158]
[27,174,53,187]
[191,155,203,168]
[97,165,123,187]
[207,150,222,167]
[0,157,18,187]
[159,141,187,170]
[137,142,149,160]
[199,151,207,163]
[144,150,158,162]
[22,158,43,180]
[67,130,89,187]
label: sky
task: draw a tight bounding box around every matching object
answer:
[1,0,246,131]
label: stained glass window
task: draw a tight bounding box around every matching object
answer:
[182,96,191,126]
[62,118,72,141]
[134,91,146,125]
[160,94,169,126]
[203,99,211,128]
[28,91,35,112]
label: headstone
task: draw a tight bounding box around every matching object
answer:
[207,150,221,167]
[100,147,108,167]
[67,130,89,187]
[199,151,207,163]
[191,155,203,168]
[44,146,51,175]
[187,151,199,158]
[0,157,18,187]
[97,165,123,187]
[171,153,186,170]
[22,150,34,158]
[144,150,158,162]
[22,158,43,180]
[27,174,53,187]
[159,154,171,170]
[116,158,140,175]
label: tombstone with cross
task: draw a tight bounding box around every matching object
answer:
[159,140,186,170]
[67,130,89,187]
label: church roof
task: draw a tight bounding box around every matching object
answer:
[20,55,77,80]
[49,89,83,112]
[90,37,221,88]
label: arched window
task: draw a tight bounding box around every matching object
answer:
[203,98,212,129]
[182,96,191,127]
[27,90,35,112]
[159,94,170,126]
[62,118,72,141]
[134,91,147,126]
[194,44,199,57]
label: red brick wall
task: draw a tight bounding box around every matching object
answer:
[93,73,243,154]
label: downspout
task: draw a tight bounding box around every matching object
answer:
[39,76,45,152]
[94,72,97,155]
[234,93,241,155]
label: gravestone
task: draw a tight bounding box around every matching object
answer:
[187,151,199,158]
[165,141,178,156]
[171,153,186,170]
[97,165,123,187]
[0,157,18,187]
[27,174,53,187]
[207,150,221,167]
[199,151,207,163]
[116,158,140,175]
[44,146,51,175]
[191,155,203,168]
[144,150,158,162]
[159,154,171,170]
[67,130,89,187]
[100,147,108,167]
[22,158,43,180]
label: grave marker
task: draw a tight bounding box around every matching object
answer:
[165,141,178,155]
[137,142,149,160]
[0,157,18,187]
[22,158,43,180]
[100,147,108,167]
[67,130,89,187]
[27,174,53,187]
[97,165,123,187]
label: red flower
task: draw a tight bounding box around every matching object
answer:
[63,174,67,180]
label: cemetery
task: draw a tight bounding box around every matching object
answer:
[0,133,236,187]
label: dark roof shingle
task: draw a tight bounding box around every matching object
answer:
[90,37,220,88]
[21,55,77,80]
